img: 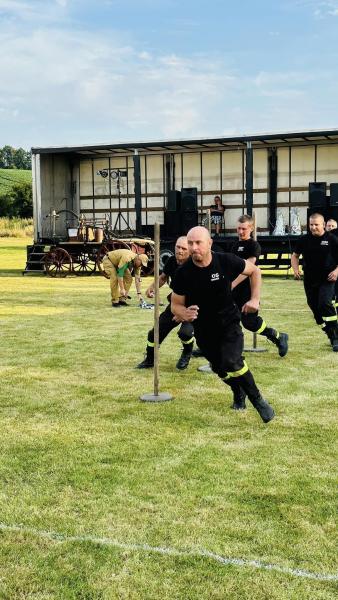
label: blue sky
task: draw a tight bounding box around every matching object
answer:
[1,0,338,149]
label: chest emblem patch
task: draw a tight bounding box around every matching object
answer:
[211,272,220,281]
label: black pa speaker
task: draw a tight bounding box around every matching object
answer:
[167,190,181,211]
[164,211,182,237]
[181,210,198,234]
[309,182,327,208]
[329,183,338,207]
[327,207,338,222]
[181,187,198,211]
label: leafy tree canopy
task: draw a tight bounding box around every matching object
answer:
[0,145,31,170]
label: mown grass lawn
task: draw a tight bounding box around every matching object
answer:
[0,168,31,195]
[0,239,337,599]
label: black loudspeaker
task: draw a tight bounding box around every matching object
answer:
[181,187,198,211]
[327,207,338,222]
[329,183,338,206]
[181,210,198,234]
[309,182,327,208]
[167,190,181,211]
[164,211,182,237]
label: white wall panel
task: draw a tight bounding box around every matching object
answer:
[182,153,201,189]
[317,145,338,183]
[290,147,315,186]
[202,152,221,191]
[277,148,289,188]
[221,151,243,190]
[253,149,267,188]
[146,155,163,194]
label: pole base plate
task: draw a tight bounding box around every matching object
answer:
[140,392,173,402]
[197,364,213,373]
[244,347,268,353]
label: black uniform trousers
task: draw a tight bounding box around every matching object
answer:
[194,317,260,401]
[232,287,264,333]
[304,280,337,333]
[148,304,194,346]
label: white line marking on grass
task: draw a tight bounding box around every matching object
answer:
[0,523,337,582]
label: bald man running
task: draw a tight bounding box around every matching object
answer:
[171,226,275,422]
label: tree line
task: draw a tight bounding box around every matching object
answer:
[0,145,32,217]
[0,145,31,170]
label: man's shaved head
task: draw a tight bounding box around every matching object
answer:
[175,236,189,264]
[187,226,213,266]
[187,226,212,242]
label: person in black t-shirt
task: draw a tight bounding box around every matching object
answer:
[137,236,194,370]
[230,215,288,357]
[291,212,338,351]
[171,226,275,422]
[326,218,338,309]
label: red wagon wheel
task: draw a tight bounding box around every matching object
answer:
[96,240,131,277]
[45,247,72,277]
[72,252,96,275]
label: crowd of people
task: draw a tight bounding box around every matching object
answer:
[103,208,338,423]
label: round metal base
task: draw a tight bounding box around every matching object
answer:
[243,347,268,353]
[197,364,213,373]
[140,392,173,402]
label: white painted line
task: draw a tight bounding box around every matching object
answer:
[0,523,336,582]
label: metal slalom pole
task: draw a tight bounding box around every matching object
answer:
[140,223,173,402]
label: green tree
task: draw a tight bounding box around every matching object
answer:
[0,145,16,169]
[14,148,31,170]
[0,181,33,217]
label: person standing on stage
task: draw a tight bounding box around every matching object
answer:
[137,236,194,370]
[229,214,288,356]
[291,213,338,351]
[171,226,275,421]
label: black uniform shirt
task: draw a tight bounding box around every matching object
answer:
[294,232,338,285]
[230,238,261,263]
[230,238,261,303]
[172,251,245,326]
[162,255,178,289]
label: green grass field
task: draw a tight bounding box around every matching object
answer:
[0,168,31,195]
[0,240,337,599]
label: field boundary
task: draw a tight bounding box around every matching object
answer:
[0,522,336,582]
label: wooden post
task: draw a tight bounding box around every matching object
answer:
[140,223,173,402]
[153,222,160,396]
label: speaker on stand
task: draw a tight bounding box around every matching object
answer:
[164,211,182,237]
[309,182,327,209]
[181,187,198,211]
[329,184,338,207]
[180,187,198,233]
[167,190,181,212]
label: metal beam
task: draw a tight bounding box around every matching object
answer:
[245,142,253,216]
[133,151,142,235]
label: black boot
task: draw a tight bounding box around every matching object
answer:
[326,326,338,352]
[232,387,247,410]
[176,347,192,370]
[137,346,154,369]
[249,394,275,423]
[236,370,275,423]
[226,380,247,410]
[262,328,289,357]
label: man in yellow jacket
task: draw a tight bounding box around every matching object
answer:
[102,249,148,307]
